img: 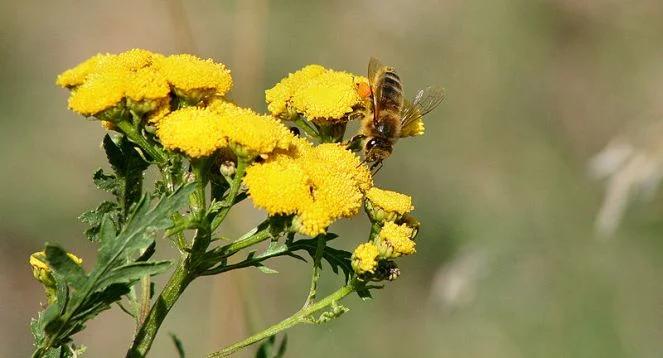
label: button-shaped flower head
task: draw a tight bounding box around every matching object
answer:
[244,143,373,236]
[351,242,380,275]
[265,64,368,123]
[365,187,414,222]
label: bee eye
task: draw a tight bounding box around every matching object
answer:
[366,138,377,151]
[288,127,301,136]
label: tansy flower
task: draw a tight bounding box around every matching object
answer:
[365,187,414,222]
[244,143,372,236]
[209,100,294,157]
[351,242,380,274]
[160,54,233,103]
[265,64,368,122]
[157,107,228,158]
[60,49,170,117]
[265,65,326,116]
[157,104,295,159]
[375,221,416,258]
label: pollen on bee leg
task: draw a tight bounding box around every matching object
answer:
[356,82,372,99]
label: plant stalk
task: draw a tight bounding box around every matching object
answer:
[127,259,193,358]
[207,279,358,357]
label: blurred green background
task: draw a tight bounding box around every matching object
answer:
[2,0,663,357]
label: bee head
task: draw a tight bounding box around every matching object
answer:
[365,137,392,163]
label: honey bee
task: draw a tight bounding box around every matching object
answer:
[357,57,444,172]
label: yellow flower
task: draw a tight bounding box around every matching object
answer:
[351,242,380,274]
[67,71,128,116]
[210,101,294,157]
[160,54,233,102]
[375,221,416,258]
[61,49,170,117]
[56,53,112,88]
[243,157,312,215]
[265,65,326,116]
[157,103,294,159]
[244,143,372,236]
[157,107,228,158]
[400,117,425,137]
[265,64,367,122]
[365,187,413,222]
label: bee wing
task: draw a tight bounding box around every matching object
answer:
[368,57,387,124]
[400,86,445,128]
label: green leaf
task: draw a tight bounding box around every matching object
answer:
[290,235,353,282]
[170,333,186,358]
[79,201,119,241]
[255,334,287,358]
[92,168,118,193]
[33,184,194,354]
[256,264,279,274]
[44,245,86,290]
[101,261,171,288]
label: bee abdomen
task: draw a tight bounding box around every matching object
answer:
[378,70,403,112]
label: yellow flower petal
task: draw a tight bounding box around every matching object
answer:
[244,158,313,215]
[67,71,128,116]
[351,242,380,274]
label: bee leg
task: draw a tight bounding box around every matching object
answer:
[371,161,384,175]
[345,134,366,151]
[347,110,365,122]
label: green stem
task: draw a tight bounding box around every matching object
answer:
[201,224,272,273]
[116,119,167,164]
[127,259,194,358]
[211,158,247,231]
[292,115,319,138]
[207,279,358,358]
[303,235,326,307]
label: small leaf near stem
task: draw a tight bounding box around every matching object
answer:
[207,279,359,358]
[303,235,326,307]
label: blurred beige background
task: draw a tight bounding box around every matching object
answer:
[2,0,663,357]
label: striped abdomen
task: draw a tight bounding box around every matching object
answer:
[374,69,403,139]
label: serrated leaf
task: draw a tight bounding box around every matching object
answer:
[101,261,171,288]
[96,184,194,269]
[92,168,118,193]
[356,288,373,301]
[291,235,353,282]
[79,201,119,241]
[44,245,86,290]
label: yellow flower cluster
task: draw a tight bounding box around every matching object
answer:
[156,102,294,158]
[244,143,372,236]
[351,243,380,274]
[265,64,368,122]
[57,49,232,119]
[375,221,416,258]
[365,187,414,222]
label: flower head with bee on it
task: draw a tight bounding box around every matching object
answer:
[29,49,442,358]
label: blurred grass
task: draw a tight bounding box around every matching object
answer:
[1,0,663,357]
